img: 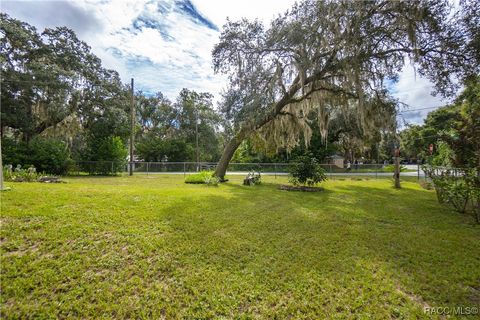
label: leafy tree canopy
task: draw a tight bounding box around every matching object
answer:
[213,0,478,178]
[400,76,480,168]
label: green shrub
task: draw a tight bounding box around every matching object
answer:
[446,180,470,213]
[29,137,70,174]
[429,141,454,167]
[204,175,220,186]
[185,171,219,185]
[82,136,127,175]
[243,171,261,186]
[465,171,480,223]
[289,156,327,187]
[424,166,479,221]
[3,165,41,182]
[2,137,70,175]
[1,137,28,166]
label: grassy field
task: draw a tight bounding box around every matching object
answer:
[1,175,479,319]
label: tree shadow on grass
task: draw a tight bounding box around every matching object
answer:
[150,181,480,316]
[3,177,479,318]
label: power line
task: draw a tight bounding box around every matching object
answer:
[398,106,440,113]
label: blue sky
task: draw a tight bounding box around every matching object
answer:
[2,0,448,125]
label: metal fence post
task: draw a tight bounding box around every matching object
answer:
[417,164,420,181]
[147,162,149,175]
[111,161,114,175]
[274,163,277,179]
[184,162,186,178]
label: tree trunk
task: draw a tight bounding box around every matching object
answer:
[0,138,4,191]
[214,129,249,180]
[394,156,401,189]
[213,75,303,180]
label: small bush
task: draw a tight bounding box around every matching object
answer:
[29,137,70,175]
[446,180,470,213]
[243,171,261,186]
[185,171,218,185]
[1,137,28,166]
[3,165,42,182]
[2,137,70,175]
[289,156,327,187]
[424,166,479,221]
[81,136,127,175]
[204,175,220,186]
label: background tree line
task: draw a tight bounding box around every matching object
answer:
[1,12,402,175]
[400,76,480,170]
[0,14,226,174]
[210,0,478,179]
[2,0,477,176]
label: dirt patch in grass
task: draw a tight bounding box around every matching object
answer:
[279,185,324,192]
[396,284,431,310]
[467,285,480,304]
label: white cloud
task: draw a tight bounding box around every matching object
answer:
[392,66,450,126]
[2,0,453,124]
[191,0,296,26]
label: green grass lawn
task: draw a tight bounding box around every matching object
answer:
[1,175,479,319]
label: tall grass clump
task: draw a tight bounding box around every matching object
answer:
[185,171,219,186]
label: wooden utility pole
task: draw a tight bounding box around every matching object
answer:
[129,78,134,176]
[195,108,199,171]
[394,147,401,189]
[0,138,4,190]
[0,139,10,191]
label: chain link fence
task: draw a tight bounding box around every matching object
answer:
[67,161,424,179]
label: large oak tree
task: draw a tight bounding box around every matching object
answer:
[212,0,478,179]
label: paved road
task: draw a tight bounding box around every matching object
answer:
[131,171,424,177]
